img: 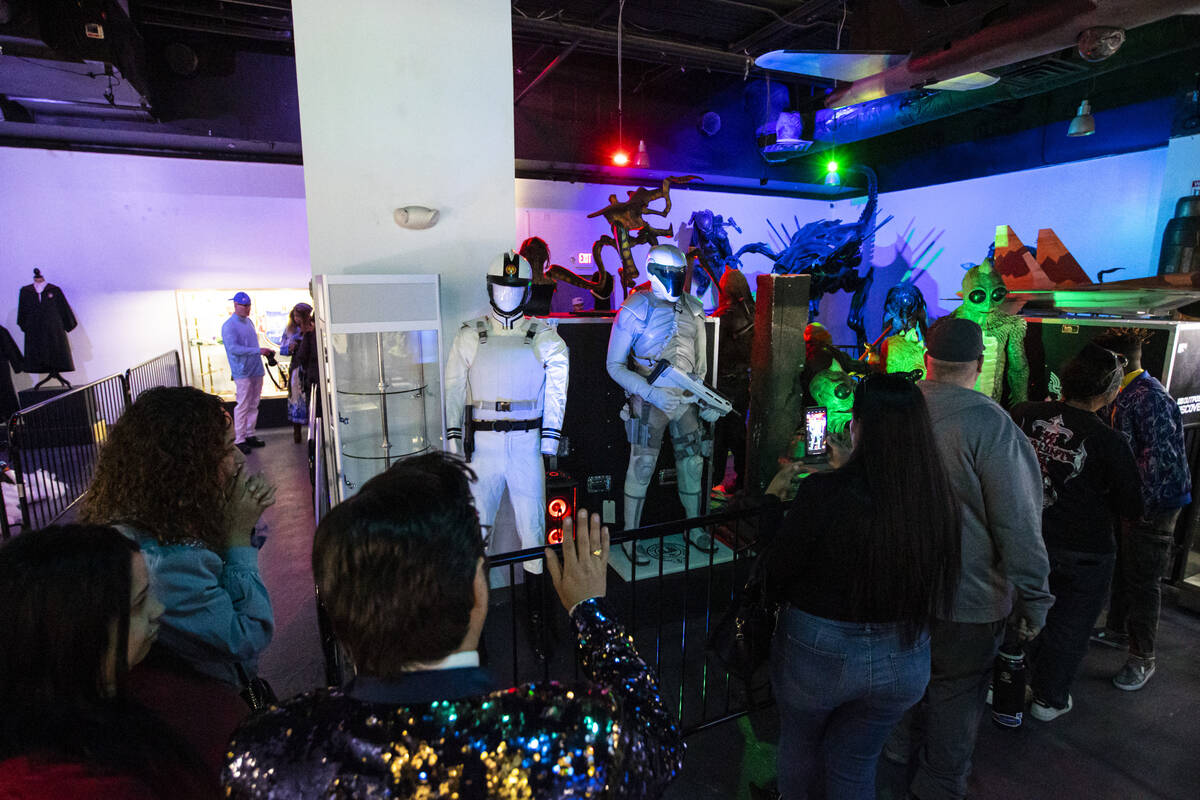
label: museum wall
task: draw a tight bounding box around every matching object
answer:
[0,147,310,390]
[518,145,1170,347]
[1151,133,1200,269]
[290,0,516,338]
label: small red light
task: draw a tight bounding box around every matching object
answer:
[612,151,630,166]
[548,528,564,545]
[548,498,569,519]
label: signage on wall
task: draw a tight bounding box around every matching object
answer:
[577,252,592,264]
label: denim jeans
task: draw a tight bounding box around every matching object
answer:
[1029,547,1116,708]
[904,618,1005,800]
[770,606,930,800]
[1106,511,1180,658]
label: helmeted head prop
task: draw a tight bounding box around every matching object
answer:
[487,250,532,316]
[645,244,687,302]
[960,259,1008,318]
[883,283,928,339]
[694,209,715,235]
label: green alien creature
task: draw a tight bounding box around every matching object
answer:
[949,258,1029,406]
[809,363,857,448]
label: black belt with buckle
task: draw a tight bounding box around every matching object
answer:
[473,418,542,433]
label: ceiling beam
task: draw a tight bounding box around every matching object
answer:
[512,15,755,75]
[727,0,846,54]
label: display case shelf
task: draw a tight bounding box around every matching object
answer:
[313,275,445,504]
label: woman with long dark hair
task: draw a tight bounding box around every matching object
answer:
[280,302,313,443]
[80,386,276,690]
[0,525,216,799]
[764,373,961,799]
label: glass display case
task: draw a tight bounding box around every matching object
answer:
[313,275,444,503]
[176,288,313,399]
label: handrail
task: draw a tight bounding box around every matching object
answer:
[10,373,125,417]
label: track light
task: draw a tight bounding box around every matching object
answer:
[1067,99,1095,137]
[824,159,841,186]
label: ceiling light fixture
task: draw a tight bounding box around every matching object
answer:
[1067,99,1095,137]
[824,159,841,186]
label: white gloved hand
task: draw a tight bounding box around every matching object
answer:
[644,385,684,414]
[445,438,463,456]
[699,406,724,423]
[541,437,559,457]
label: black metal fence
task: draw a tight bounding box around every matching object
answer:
[2,352,183,537]
[483,509,772,736]
[127,350,183,402]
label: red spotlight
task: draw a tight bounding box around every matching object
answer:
[548,498,569,519]
[548,527,564,545]
[611,150,630,166]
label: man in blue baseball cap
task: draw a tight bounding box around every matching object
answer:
[222,292,275,454]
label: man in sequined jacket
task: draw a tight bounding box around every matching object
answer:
[223,453,683,799]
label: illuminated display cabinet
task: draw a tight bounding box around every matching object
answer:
[312,275,444,503]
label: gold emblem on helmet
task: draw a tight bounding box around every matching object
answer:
[503,253,519,278]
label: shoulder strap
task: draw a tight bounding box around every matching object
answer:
[474,319,488,344]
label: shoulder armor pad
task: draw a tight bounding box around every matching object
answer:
[620,289,654,322]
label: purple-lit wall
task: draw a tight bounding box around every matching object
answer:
[0,147,310,388]
[518,146,1168,347]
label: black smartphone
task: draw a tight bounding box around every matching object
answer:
[803,406,828,463]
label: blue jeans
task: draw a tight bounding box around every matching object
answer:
[771,606,930,800]
[1030,547,1116,708]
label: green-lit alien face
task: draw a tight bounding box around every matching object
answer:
[960,259,1009,322]
[810,367,856,435]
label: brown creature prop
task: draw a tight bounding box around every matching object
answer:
[588,176,700,297]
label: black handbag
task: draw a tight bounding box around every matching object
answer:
[235,664,278,713]
[707,550,779,681]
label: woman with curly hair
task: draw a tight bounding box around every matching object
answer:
[0,524,217,799]
[81,386,277,690]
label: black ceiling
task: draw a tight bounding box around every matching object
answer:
[1,1,1198,192]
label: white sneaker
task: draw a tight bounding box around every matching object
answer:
[1030,694,1073,722]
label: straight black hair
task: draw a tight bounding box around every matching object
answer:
[314,453,484,677]
[0,525,216,799]
[847,373,962,640]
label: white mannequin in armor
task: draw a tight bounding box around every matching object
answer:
[444,251,569,656]
[607,244,722,565]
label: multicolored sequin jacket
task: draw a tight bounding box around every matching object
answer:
[222,598,684,798]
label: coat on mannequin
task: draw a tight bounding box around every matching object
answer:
[606,245,722,565]
[17,269,77,388]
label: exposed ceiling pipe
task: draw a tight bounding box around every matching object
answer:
[515,39,580,106]
[801,16,1200,154]
[0,120,302,161]
[512,15,755,75]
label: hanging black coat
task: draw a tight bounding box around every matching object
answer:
[0,325,23,421]
[17,283,77,373]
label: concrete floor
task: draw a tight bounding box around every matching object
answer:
[249,429,1200,799]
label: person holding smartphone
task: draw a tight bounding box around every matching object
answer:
[762,374,961,799]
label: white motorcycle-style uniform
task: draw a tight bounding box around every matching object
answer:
[445,313,568,574]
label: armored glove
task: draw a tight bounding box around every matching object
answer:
[644,385,684,414]
[699,406,724,423]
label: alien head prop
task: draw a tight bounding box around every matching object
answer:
[883,282,928,339]
[958,259,1009,325]
[809,364,855,435]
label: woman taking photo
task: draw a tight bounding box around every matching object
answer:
[0,525,215,799]
[81,386,276,691]
[764,373,961,799]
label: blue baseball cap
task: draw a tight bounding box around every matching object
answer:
[230,292,252,305]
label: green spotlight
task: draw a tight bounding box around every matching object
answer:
[826,160,839,173]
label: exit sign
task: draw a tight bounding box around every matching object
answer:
[577,252,592,264]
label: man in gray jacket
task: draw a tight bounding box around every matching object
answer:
[902,317,1053,800]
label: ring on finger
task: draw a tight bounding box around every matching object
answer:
[591,548,603,558]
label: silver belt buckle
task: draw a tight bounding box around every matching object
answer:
[495,401,511,412]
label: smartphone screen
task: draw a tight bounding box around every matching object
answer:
[805,406,828,458]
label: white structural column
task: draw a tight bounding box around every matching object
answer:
[290,1,517,332]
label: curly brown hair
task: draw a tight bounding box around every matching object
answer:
[81,386,231,549]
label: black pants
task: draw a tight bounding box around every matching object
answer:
[710,375,748,490]
[1105,510,1180,658]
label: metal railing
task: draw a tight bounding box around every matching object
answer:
[3,351,183,537]
[8,374,129,531]
[126,350,183,401]
[484,508,772,736]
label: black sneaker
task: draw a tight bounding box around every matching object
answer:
[236,442,253,455]
[245,436,266,448]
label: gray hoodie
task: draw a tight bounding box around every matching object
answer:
[920,380,1054,628]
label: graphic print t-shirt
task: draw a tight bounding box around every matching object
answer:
[1010,401,1143,553]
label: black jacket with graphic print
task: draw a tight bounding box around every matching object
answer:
[1011,401,1143,553]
